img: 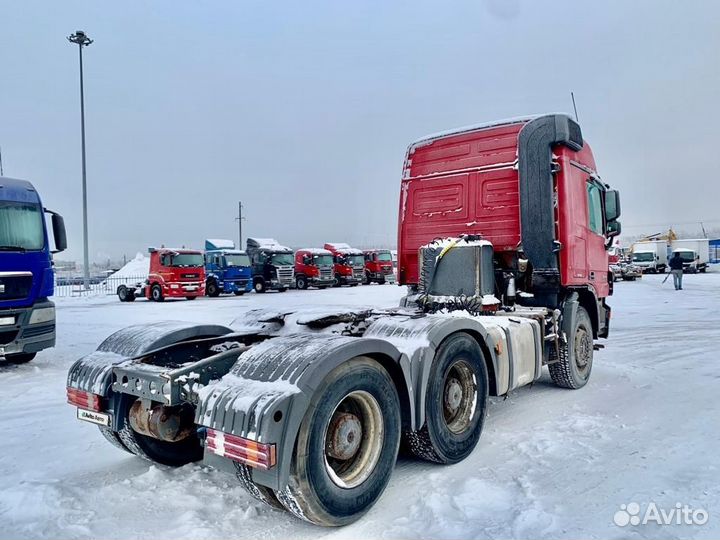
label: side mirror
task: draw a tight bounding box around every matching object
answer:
[51,213,67,253]
[607,220,621,238]
[605,189,621,222]
[303,256,311,265]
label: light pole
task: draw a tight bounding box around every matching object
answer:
[235,202,245,248]
[67,30,93,290]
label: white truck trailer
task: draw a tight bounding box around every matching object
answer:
[670,239,709,273]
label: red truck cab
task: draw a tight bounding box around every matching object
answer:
[146,247,205,301]
[324,243,364,287]
[362,249,395,284]
[398,114,621,338]
[294,248,335,290]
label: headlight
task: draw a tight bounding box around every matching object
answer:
[29,306,55,325]
[170,284,179,289]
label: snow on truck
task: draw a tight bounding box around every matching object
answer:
[117,247,205,302]
[67,114,621,526]
[294,248,335,290]
[324,242,364,286]
[204,239,253,297]
[246,238,295,293]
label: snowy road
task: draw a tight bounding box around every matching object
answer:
[1,276,718,539]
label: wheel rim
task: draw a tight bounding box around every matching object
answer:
[323,390,384,489]
[574,326,592,374]
[255,282,262,292]
[442,359,477,435]
[152,287,160,300]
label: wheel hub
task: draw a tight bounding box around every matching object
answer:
[326,412,363,460]
[444,378,463,414]
[575,328,591,369]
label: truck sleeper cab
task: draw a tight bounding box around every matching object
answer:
[324,242,364,286]
[363,249,396,285]
[67,114,620,527]
[294,248,335,290]
[204,240,253,297]
[246,238,295,293]
[0,177,67,363]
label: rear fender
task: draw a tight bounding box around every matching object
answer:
[195,333,407,491]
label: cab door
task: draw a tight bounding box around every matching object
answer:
[585,180,610,297]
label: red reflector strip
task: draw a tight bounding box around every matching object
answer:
[206,429,276,470]
[67,387,102,412]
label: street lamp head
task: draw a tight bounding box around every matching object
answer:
[67,30,93,47]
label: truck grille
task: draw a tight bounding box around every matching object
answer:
[320,268,333,279]
[277,268,294,284]
[352,268,364,279]
[0,273,32,301]
[181,273,201,279]
[382,267,393,275]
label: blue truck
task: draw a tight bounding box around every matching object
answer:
[204,239,253,297]
[0,177,67,363]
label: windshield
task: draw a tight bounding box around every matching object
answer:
[271,253,294,266]
[632,252,654,262]
[313,254,333,266]
[347,254,364,266]
[675,251,695,263]
[225,253,250,267]
[0,201,44,251]
[377,252,392,262]
[169,253,204,267]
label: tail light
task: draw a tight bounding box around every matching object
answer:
[206,429,276,470]
[67,387,102,412]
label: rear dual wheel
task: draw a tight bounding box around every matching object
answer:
[275,357,401,526]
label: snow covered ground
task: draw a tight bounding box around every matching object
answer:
[1,275,718,539]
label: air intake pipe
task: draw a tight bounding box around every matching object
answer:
[517,114,583,306]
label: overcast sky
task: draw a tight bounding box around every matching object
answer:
[1,0,718,262]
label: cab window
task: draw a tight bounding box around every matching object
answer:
[586,182,604,235]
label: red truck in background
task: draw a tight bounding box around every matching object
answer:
[324,242,364,286]
[294,248,336,289]
[117,247,205,302]
[362,249,395,284]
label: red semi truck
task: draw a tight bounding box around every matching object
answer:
[117,247,205,302]
[68,114,620,526]
[324,242,364,286]
[294,248,336,290]
[362,249,395,284]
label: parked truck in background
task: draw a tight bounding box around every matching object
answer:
[294,248,335,290]
[117,247,205,302]
[0,177,66,363]
[670,238,709,273]
[631,240,668,273]
[324,242,364,286]
[67,114,620,526]
[246,238,294,293]
[204,239,253,297]
[363,249,396,284]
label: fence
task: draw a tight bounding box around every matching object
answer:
[54,275,148,298]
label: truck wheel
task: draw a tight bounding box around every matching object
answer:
[126,293,136,302]
[378,277,386,285]
[117,404,203,467]
[206,280,220,297]
[276,357,401,526]
[6,352,37,364]
[98,426,133,455]
[549,306,593,389]
[254,280,266,293]
[234,463,286,511]
[151,284,164,302]
[363,273,370,285]
[333,276,341,288]
[296,276,308,290]
[117,285,130,302]
[404,332,488,464]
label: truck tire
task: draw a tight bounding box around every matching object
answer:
[404,332,488,464]
[363,273,371,285]
[276,357,401,526]
[254,279,267,293]
[151,284,164,302]
[98,426,132,455]
[6,352,37,364]
[117,285,130,302]
[117,404,203,466]
[234,463,285,511]
[296,276,308,290]
[206,280,220,297]
[126,293,136,302]
[549,306,593,389]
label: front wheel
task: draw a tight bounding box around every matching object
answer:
[254,279,267,293]
[117,285,130,302]
[549,306,593,389]
[296,276,308,290]
[151,284,164,302]
[206,280,220,297]
[276,357,401,526]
